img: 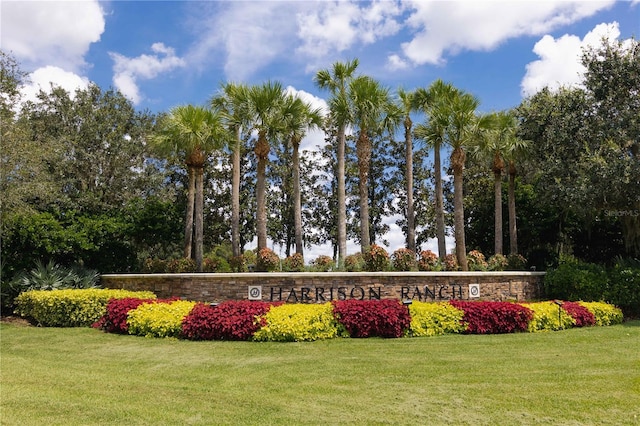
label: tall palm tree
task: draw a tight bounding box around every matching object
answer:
[211,82,250,259]
[444,89,488,271]
[151,105,229,271]
[503,130,529,255]
[247,81,286,253]
[397,88,417,252]
[281,93,323,256]
[348,75,392,251]
[413,80,457,259]
[314,59,359,266]
[470,111,511,255]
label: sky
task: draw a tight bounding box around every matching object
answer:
[2,0,639,261]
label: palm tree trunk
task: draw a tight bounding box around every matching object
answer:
[184,166,195,259]
[494,170,503,255]
[194,165,204,272]
[255,132,269,252]
[405,116,416,252]
[337,126,347,266]
[231,128,241,258]
[508,161,518,255]
[451,147,468,271]
[292,139,304,256]
[356,132,371,252]
[434,143,447,258]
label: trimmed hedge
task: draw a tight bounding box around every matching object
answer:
[578,301,624,326]
[253,302,339,342]
[126,300,197,338]
[14,289,156,327]
[450,301,533,334]
[182,301,276,341]
[93,297,180,334]
[522,301,576,332]
[409,301,466,337]
[332,299,411,338]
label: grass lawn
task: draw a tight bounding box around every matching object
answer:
[1,321,639,425]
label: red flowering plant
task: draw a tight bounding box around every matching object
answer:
[181,300,278,341]
[443,254,459,271]
[392,248,418,271]
[310,255,334,272]
[561,301,596,327]
[256,248,280,272]
[282,253,305,272]
[363,244,390,272]
[418,250,440,271]
[450,301,533,334]
[332,299,411,338]
[467,250,488,271]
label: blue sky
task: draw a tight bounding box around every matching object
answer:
[2,0,639,257]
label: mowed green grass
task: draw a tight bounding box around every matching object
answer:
[1,321,639,426]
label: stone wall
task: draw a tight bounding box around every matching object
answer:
[101,271,545,303]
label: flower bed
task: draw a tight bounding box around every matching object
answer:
[15,289,624,341]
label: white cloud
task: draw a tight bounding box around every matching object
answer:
[0,0,105,72]
[386,54,410,71]
[110,43,186,104]
[397,0,614,66]
[19,66,90,105]
[521,22,622,97]
[187,2,301,81]
[296,1,403,64]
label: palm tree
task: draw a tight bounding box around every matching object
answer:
[503,131,529,255]
[211,83,250,259]
[281,93,323,256]
[151,105,229,271]
[348,75,392,251]
[396,88,417,252]
[413,80,457,259]
[314,59,359,266]
[470,111,510,255]
[444,89,488,271]
[247,81,286,253]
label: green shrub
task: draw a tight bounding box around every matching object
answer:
[142,258,168,273]
[522,301,576,332]
[310,255,334,272]
[488,254,508,271]
[229,255,247,272]
[409,301,466,337]
[578,302,624,326]
[418,250,441,271]
[507,254,527,271]
[467,250,488,271]
[607,265,640,316]
[14,289,157,327]
[363,245,390,272]
[344,253,365,272]
[166,258,197,273]
[544,256,608,302]
[282,253,305,272]
[253,303,339,342]
[392,248,418,271]
[256,248,280,272]
[126,300,197,338]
